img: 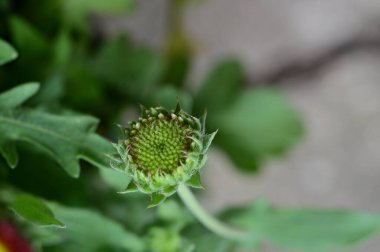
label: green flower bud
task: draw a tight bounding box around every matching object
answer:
[110,104,217,207]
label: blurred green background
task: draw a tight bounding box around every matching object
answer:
[1,0,380,251]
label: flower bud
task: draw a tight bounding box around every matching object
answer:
[110,104,217,207]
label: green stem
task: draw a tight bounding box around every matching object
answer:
[177,184,249,241]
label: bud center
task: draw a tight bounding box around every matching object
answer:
[129,119,191,173]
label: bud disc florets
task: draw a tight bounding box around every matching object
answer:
[110,104,217,207]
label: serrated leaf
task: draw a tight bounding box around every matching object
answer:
[227,202,380,252]
[48,203,145,251]
[9,193,65,228]
[211,89,303,171]
[186,172,203,189]
[0,82,40,109]
[0,107,114,177]
[148,193,166,208]
[0,142,18,168]
[118,182,138,194]
[0,39,18,65]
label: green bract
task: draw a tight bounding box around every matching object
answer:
[110,104,217,207]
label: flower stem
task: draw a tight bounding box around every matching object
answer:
[177,184,249,241]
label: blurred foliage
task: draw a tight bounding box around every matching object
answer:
[0,1,379,252]
[225,201,380,251]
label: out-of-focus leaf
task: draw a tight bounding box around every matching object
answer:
[62,0,134,23]
[92,37,164,100]
[211,89,303,171]
[66,55,104,110]
[99,167,131,191]
[9,16,49,56]
[195,59,243,113]
[148,227,182,252]
[62,0,134,31]
[6,144,89,204]
[227,201,380,252]
[150,85,193,112]
[53,31,71,67]
[0,142,18,168]
[0,82,39,109]
[163,29,193,87]
[148,227,195,252]
[0,84,114,177]
[48,203,145,251]
[157,200,192,229]
[184,224,234,252]
[163,51,191,88]
[0,39,18,65]
[9,193,65,228]
[32,73,65,106]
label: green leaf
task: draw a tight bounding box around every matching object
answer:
[227,202,380,252]
[0,39,18,65]
[0,109,114,177]
[211,89,303,171]
[9,16,49,57]
[0,82,40,110]
[53,31,72,67]
[9,193,65,228]
[195,59,243,113]
[0,142,18,168]
[48,203,145,251]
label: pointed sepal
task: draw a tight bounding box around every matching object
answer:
[118,182,138,194]
[111,143,128,162]
[109,154,129,173]
[174,101,182,114]
[202,130,218,154]
[148,193,166,208]
[199,110,207,134]
[197,154,207,169]
[139,104,146,113]
[114,123,127,139]
[163,185,177,196]
[186,172,204,189]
